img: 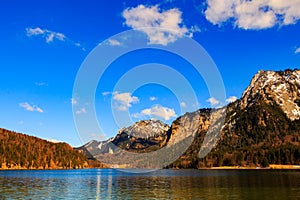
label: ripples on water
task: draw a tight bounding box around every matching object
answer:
[0,169,299,199]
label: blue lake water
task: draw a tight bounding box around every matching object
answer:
[0,169,299,199]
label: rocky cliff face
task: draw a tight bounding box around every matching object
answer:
[81,119,170,157]
[202,69,300,168]
[81,68,300,168]
[240,69,300,120]
[167,110,210,146]
[112,119,169,152]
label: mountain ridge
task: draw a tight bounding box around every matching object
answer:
[81,68,300,168]
[1,68,300,169]
[239,69,300,120]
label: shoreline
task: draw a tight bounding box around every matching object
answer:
[206,164,300,170]
[1,164,300,170]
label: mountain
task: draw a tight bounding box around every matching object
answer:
[80,120,169,156]
[113,119,170,152]
[81,68,300,168]
[2,68,298,169]
[224,69,300,162]
[0,128,106,169]
[239,69,300,120]
[170,69,300,168]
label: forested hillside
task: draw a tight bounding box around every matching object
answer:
[0,128,105,169]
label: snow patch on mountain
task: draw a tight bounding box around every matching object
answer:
[240,69,300,120]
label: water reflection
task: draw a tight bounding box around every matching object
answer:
[0,169,299,199]
[96,174,100,200]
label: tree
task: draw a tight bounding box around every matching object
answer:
[261,157,269,168]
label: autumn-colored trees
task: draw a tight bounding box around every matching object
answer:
[0,128,91,169]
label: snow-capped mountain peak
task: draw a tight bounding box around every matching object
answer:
[240,69,300,120]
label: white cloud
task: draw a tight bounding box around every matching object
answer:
[188,25,201,37]
[71,98,78,105]
[295,47,300,54]
[139,105,177,120]
[205,0,237,25]
[131,112,144,118]
[234,0,277,29]
[26,27,66,43]
[226,96,238,103]
[26,27,84,49]
[74,42,86,51]
[206,97,220,106]
[108,39,122,46]
[122,5,193,45]
[180,101,187,108]
[19,102,44,113]
[35,82,47,86]
[76,108,87,114]
[36,107,44,113]
[102,91,112,96]
[150,96,157,101]
[113,92,139,111]
[205,0,300,30]
[270,0,300,25]
[26,27,44,35]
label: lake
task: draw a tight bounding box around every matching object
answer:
[0,169,299,199]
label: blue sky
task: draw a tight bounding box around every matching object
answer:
[0,0,300,146]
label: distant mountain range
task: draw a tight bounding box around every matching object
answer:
[80,68,300,168]
[1,68,300,169]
